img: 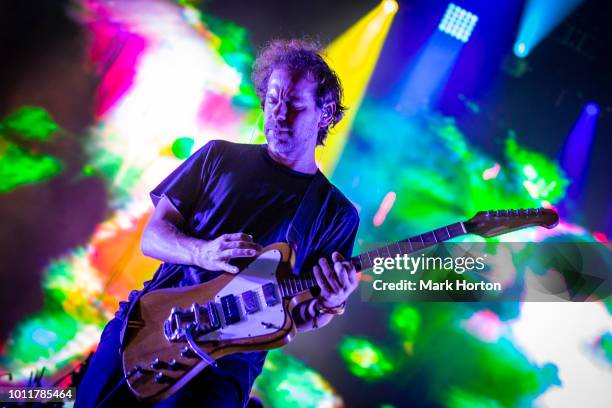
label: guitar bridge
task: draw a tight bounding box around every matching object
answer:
[163,302,221,342]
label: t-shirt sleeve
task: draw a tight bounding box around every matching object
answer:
[319,206,360,260]
[149,140,217,220]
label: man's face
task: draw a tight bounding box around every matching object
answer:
[263,67,321,157]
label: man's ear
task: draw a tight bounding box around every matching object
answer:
[319,102,336,128]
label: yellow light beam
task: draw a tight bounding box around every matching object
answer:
[317,0,398,175]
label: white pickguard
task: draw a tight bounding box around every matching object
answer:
[198,249,287,341]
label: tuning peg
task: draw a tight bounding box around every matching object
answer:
[151,358,164,369]
[154,372,168,383]
[168,359,181,370]
[127,366,144,376]
[180,346,195,358]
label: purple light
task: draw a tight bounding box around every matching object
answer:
[585,103,600,116]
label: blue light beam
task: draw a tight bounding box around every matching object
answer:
[558,102,600,219]
[514,0,584,58]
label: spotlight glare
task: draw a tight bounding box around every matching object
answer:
[383,0,398,14]
[438,3,478,43]
[514,42,528,58]
[585,103,600,116]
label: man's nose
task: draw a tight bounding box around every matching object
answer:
[271,100,287,121]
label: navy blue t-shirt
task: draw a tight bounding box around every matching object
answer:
[146,140,359,399]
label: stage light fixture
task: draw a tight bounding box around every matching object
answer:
[383,0,398,14]
[585,103,599,116]
[514,42,528,58]
[438,3,479,43]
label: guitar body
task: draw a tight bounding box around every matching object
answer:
[121,242,310,402]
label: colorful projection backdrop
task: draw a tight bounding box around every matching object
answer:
[0,0,610,407]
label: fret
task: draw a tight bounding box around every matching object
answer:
[279,280,287,297]
[434,227,450,242]
[355,254,366,270]
[366,251,373,267]
[304,275,311,288]
[394,242,402,256]
[447,222,465,238]
[296,278,303,292]
[421,231,437,244]
[291,278,298,294]
[409,236,423,251]
[308,272,317,288]
[398,240,408,256]
[375,248,384,259]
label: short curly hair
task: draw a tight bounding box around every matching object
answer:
[251,39,346,146]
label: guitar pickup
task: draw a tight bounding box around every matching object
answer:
[220,295,241,325]
[206,301,220,329]
[262,283,278,306]
[241,290,260,314]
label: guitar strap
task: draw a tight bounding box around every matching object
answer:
[285,170,330,275]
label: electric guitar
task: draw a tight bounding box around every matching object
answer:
[121,208,559,401]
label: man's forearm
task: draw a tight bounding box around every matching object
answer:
[292,298,334,332]
[141,219,205,267]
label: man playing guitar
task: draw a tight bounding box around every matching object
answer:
[76,39,360,407]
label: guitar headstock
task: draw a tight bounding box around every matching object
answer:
[464,208,559,238]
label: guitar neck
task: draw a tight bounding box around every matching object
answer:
[349,221,467,271]
[278,221,467,297]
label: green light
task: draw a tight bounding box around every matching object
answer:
[338,336,395,380]
[253,350,342,407]
[2,106,59,140]
[0,141,62,193]
[446,387,503,408]
[602,332,612,363]
[390,305,421,344]
[0,106,63,192]
[6,313,79,363]
[505,136,567,202]
[171,137,195,159]
[86,150,142,203]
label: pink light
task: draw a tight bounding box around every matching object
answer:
[593,232,608,243]
[482,162,500,180]
[463,309,504,343]
[88,20,148,118]
[373,192,396,227]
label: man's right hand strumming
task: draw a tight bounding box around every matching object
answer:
[142,196,261,272]
[194,233,263,273]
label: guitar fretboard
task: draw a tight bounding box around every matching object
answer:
[277,221,466,297]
